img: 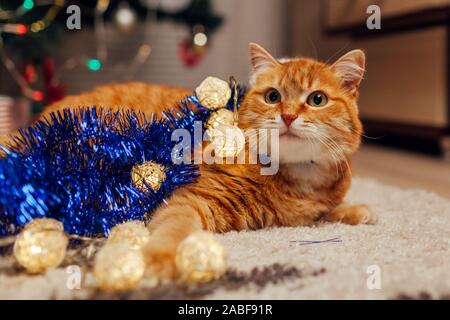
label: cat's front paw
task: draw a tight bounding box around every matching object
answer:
[142,244,178,281]
[326,204,377,225]
[351,205,377,225]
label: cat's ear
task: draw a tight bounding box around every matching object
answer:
[332,49,366,92]
[248,43,279,84]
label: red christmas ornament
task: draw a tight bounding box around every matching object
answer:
[43,57,66,104]
[178,39,206,67]
[42,57,55,83]
[45,81,66,105]
[23,62,37,83]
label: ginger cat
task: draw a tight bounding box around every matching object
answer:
[142,44,376,279]
[1,43,377,280]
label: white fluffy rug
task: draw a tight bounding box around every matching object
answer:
[1,177,449,299]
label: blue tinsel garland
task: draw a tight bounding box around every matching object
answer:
[0,85,245,237]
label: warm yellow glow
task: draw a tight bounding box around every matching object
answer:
[138,44,152,57]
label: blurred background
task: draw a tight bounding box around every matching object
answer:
[0,0,449,197]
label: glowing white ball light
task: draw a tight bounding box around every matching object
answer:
[115,3,137,32]
[193,32,208,47]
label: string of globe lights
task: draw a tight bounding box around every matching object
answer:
[0,0,155,102]
[55,0,155,80]
[0,0,64,101]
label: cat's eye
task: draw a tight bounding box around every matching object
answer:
[307,91,328,108]
[264,88,281,104]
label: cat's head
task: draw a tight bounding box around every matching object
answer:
[239,43,365,165]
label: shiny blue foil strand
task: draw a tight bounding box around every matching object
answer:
[0,85,245,237]
[0,108,198,237]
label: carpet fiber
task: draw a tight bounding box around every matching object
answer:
[1,177,449,299]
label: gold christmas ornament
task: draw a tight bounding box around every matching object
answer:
[131,161,166,192]
[195,76,231,110]
[107,221,150,250]
[208,126,245,158]
[206,108,235,130]
[176,231,227,284]
[23,217,64,232]
[206,110,245,158]
[204,78,244,158]
[13,218,68,273]
[93,242,145,292]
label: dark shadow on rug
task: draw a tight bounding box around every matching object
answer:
[89,264,326,300]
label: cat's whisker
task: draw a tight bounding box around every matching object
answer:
[313,134,341,179]
[245,130,270,156]
[346,126,383,141]
[322,135,351,173]
[313,132,348,179]
[324,143,342,179]
[318,133,352,177]
[319,137,346,174]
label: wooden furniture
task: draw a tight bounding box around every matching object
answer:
[323,0,450,157]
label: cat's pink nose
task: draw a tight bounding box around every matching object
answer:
[281,114,298,127]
